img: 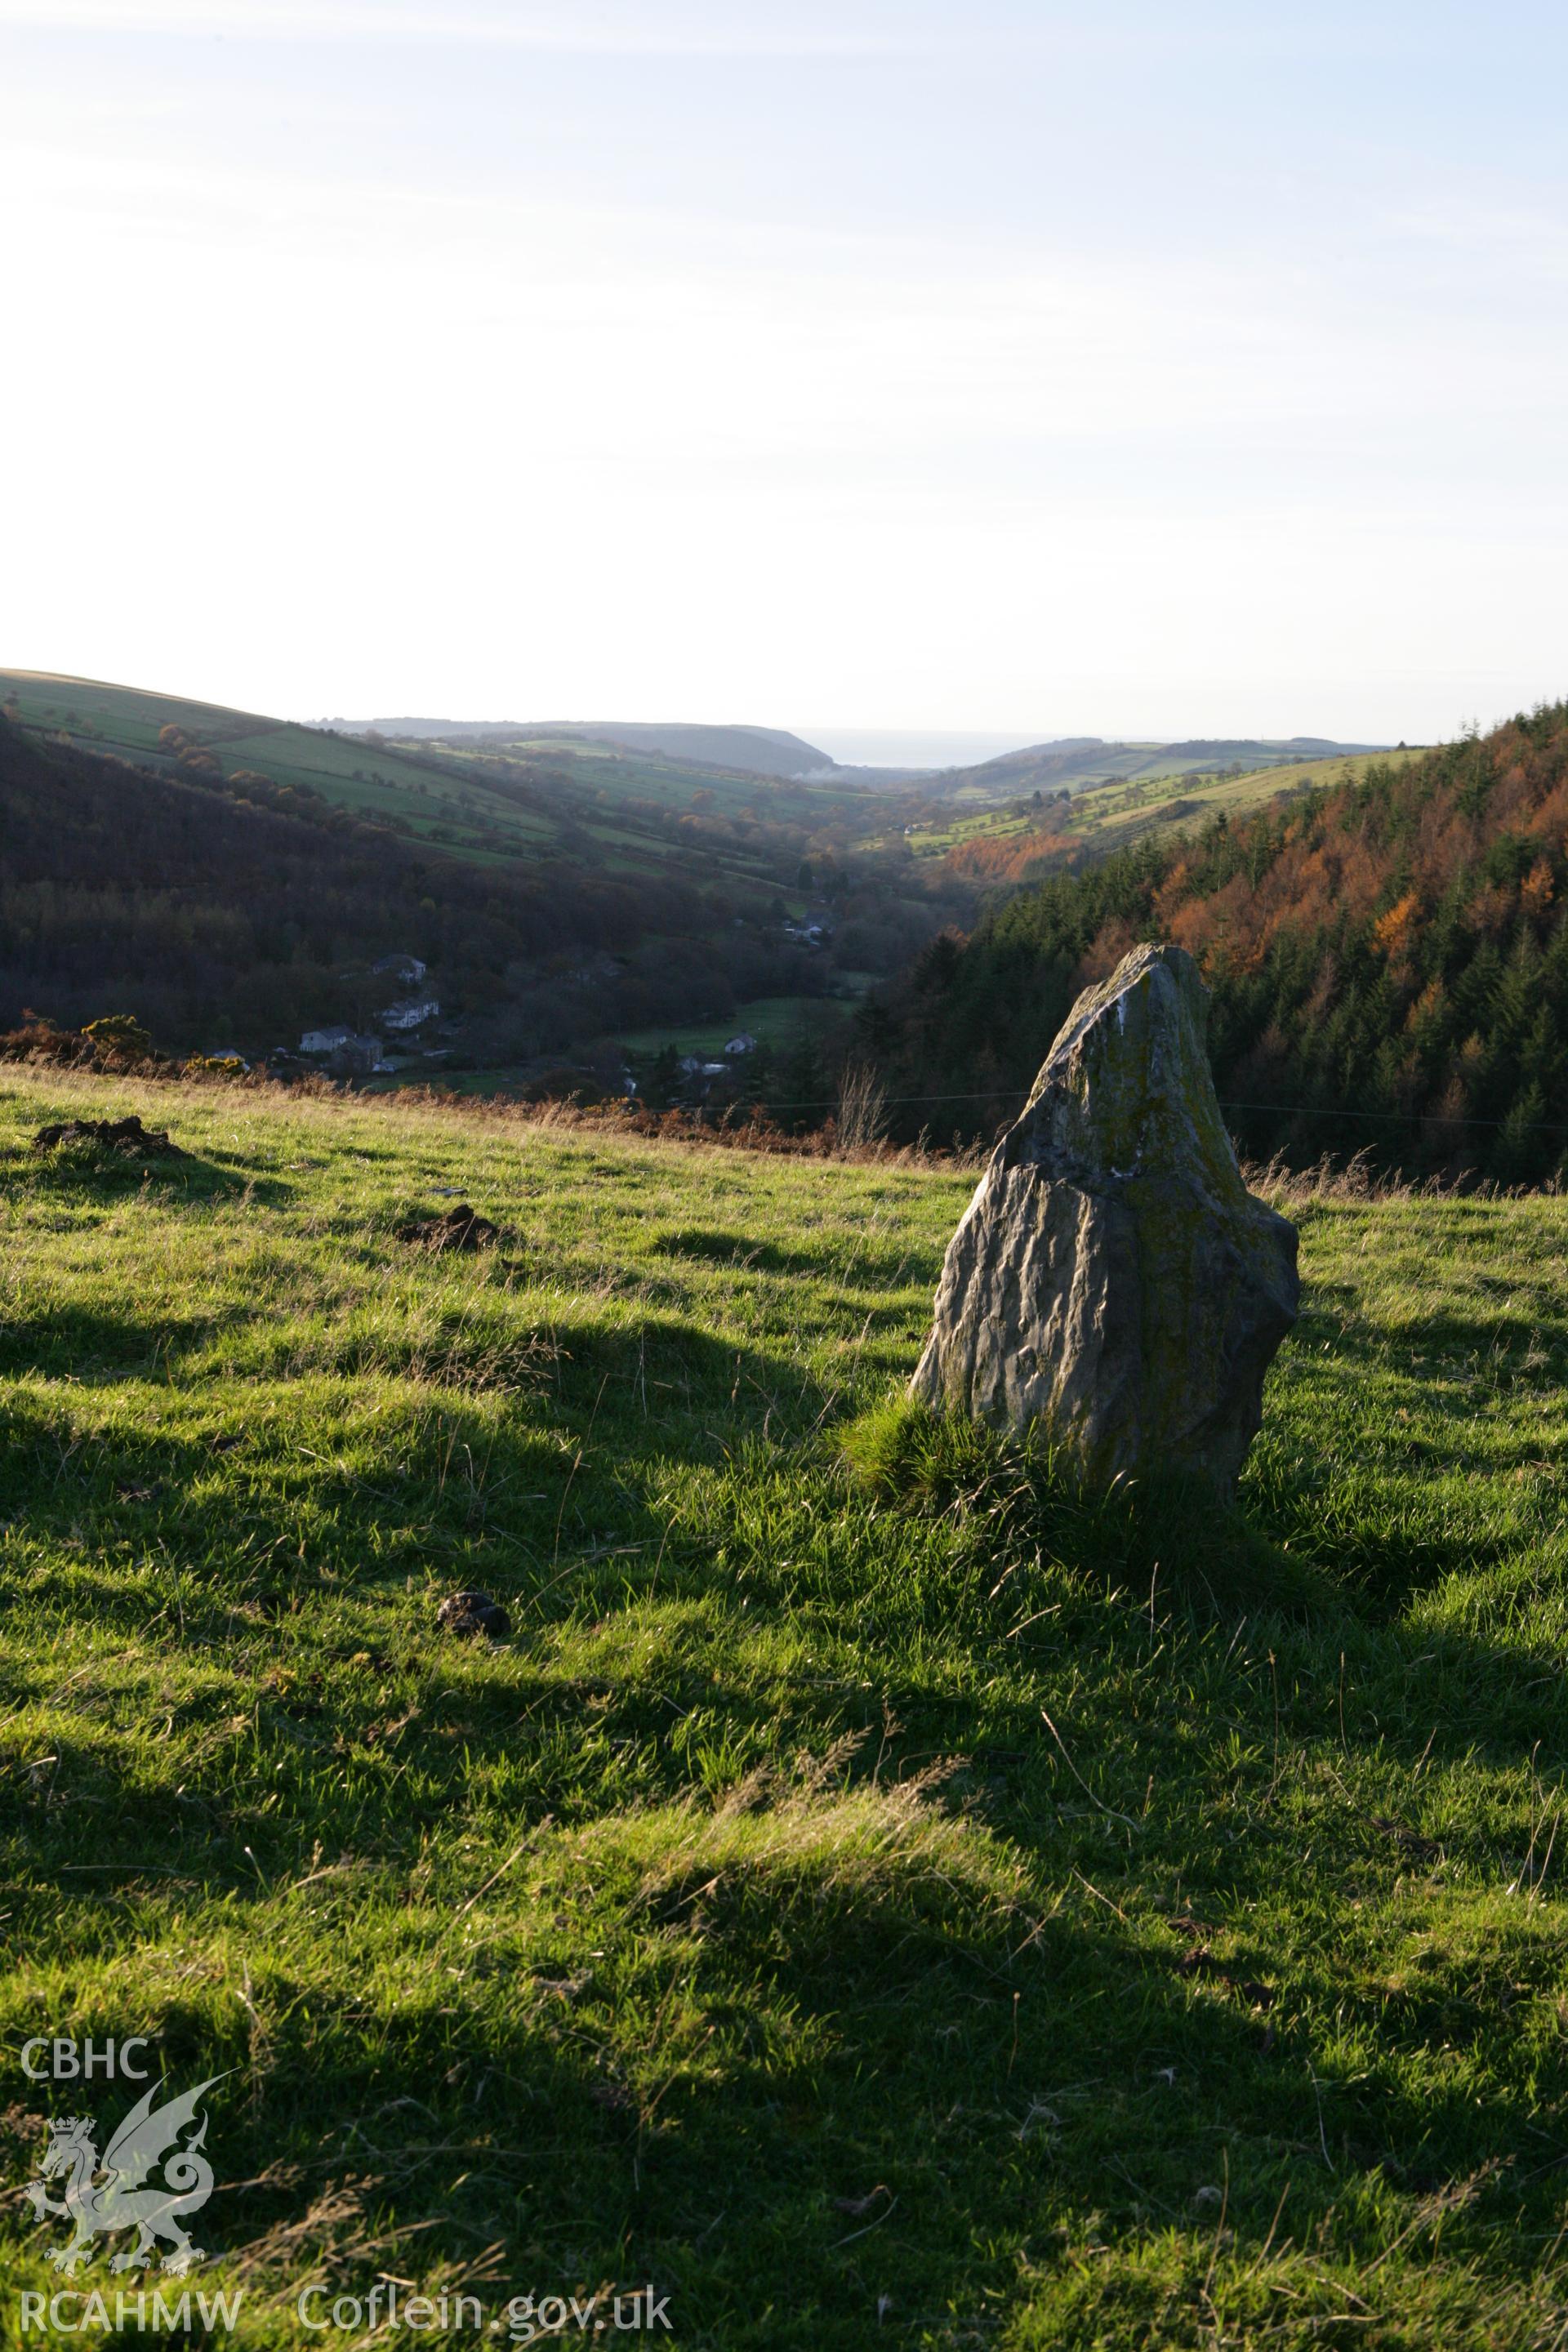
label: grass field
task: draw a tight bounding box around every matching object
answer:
[612,996,855,1061]
[0,670,454,819]
[5,1069,1568,2347]
[938,742,1398,809]
[892,750,1428,875]
[0,673,875,841]
[1057,747,1428,855]
[0,674,902,997]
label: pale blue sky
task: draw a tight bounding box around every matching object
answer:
[3,0,1565,748]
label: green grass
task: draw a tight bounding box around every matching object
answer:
[4,1070,1568,2346]
[0,670,871,843]
[940,743,1408,808]
[613,996,855,1062]
[893,751,1428,871]
[0,672,898,941]
[1058,747,1428,854]
[0,669,489,843]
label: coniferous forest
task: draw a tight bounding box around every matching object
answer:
[866,702,1568,1180]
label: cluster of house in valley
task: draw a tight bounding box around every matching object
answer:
[296,953,444,1075]
[669,1031,758,1093]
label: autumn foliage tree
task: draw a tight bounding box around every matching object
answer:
[872,702,1568,1181]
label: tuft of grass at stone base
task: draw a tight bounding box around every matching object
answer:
[3,1067,1568,2348]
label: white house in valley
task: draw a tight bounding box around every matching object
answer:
[382,997,441,1033]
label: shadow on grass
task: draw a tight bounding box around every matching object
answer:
[541,1310,829,1438]
[838,1396,1330,1619]
[8,1800,1560,2343]
[0,1312,822,1626]
[1295,1290,1568,1402]
[0,1304,247,1382]
[1241,1449,1542,1619]
[12,1143,292,1209]
[648,1225,929,1288]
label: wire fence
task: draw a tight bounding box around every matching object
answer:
[741,1082,1568,1138]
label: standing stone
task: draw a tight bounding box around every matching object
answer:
[910,943,1298,1495]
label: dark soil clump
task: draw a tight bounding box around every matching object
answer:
[32,1116,187,1160]
[394,1203,499,1252]
[436,1589,511,1639]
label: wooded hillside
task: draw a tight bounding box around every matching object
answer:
[0,675,969,1071]
[0,717,700,1051]
[870,702,1568,1179]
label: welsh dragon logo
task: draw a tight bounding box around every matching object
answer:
[23,2077,224,2276]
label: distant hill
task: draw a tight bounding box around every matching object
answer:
[334,717,834,780]
[934,733,1388,800]
[0,673,864,830]
[0,671,970,1070]
[0,668,895,875]
[0,709,693,1051]
[897,748,1423,888]
[871,703,1568,1181]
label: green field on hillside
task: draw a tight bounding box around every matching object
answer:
[434,733,872,823]
[0,673,913,1004]
[0,668,572,867]
[4,1070,1568,2345]
[938,739,1396,808]
[891,748,1426,871]
[613,993,857,1060]
[940,741,1210,804]
[1065,745,1428,849]
[0,673,872,843]
[0,669,450,812]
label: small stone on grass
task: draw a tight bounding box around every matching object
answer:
[436,1589,511,1639]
